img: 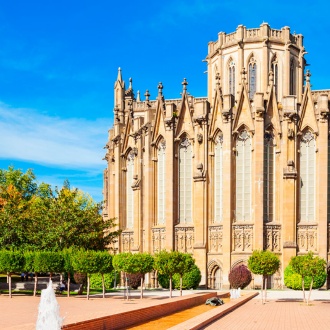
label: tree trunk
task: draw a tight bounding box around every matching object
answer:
[169,275,172,298]
[307,278,313,306]
[180,275,183,296]
[87,275,90,300]
[140,277,143,299]
[67,273,71,297]
[264,276,268,303]
[34,273,38,296]
[125,274,129,300]
[302,277,305,303]
[102,273,105,299]
[8,273,12,298]
[260,276,264,304]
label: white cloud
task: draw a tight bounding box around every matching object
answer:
[0,102,112,171]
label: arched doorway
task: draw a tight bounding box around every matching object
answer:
[207,260,223,290]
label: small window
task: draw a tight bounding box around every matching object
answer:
[229,61,236,96]
[248,58,257,100]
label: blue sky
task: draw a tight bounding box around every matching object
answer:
[0,0,329,202]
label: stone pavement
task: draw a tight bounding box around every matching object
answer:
[0,289,329,329]
[204,290,330,330]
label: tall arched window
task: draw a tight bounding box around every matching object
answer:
[179,137,192,224]
[271,55,278,97]
[214,134,223,222]
[264,132,275,222]
[290,59,295,95]
[248,58,257,100]
[126,150,135,229]
[236,130,252,221]
[229,61,235,96]
[300,131,315,222]
[157,140,166,225]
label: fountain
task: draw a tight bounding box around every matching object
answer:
[36,280,63,330]
[230,288,241,299]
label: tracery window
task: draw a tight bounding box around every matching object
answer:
[157,140,166,225]
[179,136,192,224]
[263,132,275,222]
[235,130,252,221]
[248,58,257,100]
[214,134,223,222]
[290,59,295,95]
[300,131,315,222]
[229,61,235,96]
[126,150,135,229]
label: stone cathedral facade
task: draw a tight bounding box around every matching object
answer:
[103,23,330,289]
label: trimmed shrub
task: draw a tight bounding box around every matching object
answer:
[127,273,143,289]
[174,264,201,289]
[284,264,326,290]
[229,264,252,289]
[158,265,202,290]
[158,273,170,289]
[90,272,119,290]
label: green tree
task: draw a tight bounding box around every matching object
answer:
[172,253,195,296]
[112,253,134,300]
[129,253,154,299]
[37,184,120,251]
[154,251,186,298]
[289,252,327,305]
[0,250,25,298]
[62,248,75,297]
[248,250,280,304]
[72,250,99,300]
[94,251,113,298]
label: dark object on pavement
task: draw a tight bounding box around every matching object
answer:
[205,297,224,306]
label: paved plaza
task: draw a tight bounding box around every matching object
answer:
[0,289,329,329]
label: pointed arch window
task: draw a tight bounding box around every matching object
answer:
[229,61,235,96]
[290,59,296,95]
[236,130,252,221]
[126,151,135,229]
[179,137,192,224]
[157,140,166,225]
[300,131,315,222]
[248,58,257,100]
[264,132,275,222]
[271,55,278,97]
[214,134,223,222]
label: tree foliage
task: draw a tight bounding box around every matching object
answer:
[229,264,252,289]
[0,250,25,297]
[0,167,120,251]
[248,250,280,304]
[287,252,327,305]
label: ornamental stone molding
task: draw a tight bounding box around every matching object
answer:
[232,224,253,252]
[152,227,166,253]
[297,224,317,252]
[264,224,281,252]
[122,231,134,252]
[208,225,223,253]
[175,226,194,253]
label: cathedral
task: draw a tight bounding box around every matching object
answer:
[103,23,330,289]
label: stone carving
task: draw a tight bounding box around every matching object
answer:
[208,226,223,253]
[175,226,194,253]
[180,137,191,149]
[297,225,317,252]
[152,227,166,253]
[264,224,281,251]
[122,231,134,252]
[232,224,253,251]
